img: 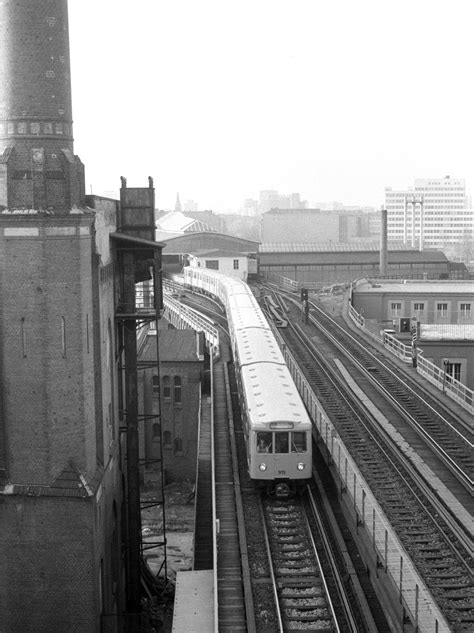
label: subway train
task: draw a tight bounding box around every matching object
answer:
[183,266,312,497]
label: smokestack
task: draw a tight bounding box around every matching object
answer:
[379,206,388,277]
[0,0,85,210]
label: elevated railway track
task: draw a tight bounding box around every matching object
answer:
[263,286,473,631]
[170,277,472,631]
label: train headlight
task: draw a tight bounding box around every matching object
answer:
[259,463,267,471]
[297,462,305,471]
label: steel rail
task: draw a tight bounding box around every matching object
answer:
[286,318,472,569]
[304,306,473,493]
[305,485,358,632]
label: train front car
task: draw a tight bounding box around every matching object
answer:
[183,266,312,497]
[243,362,312,497]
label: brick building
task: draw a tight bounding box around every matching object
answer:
[138,328,205,483]
[351,279,474,388]
[0,205,125,632]
[0,2,127,631]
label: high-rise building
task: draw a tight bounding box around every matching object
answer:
[384,176,473,256]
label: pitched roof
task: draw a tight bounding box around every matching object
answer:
[156,211,216,234]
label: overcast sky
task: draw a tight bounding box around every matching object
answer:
[68,0,473,211]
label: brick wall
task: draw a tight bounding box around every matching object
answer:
[0,0,85,209]
[139,357,202,482]
[0,216,98,483]
[0,495,96,632]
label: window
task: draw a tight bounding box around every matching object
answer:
[163,431,172,447]
[174,376,182,403]
[460,303,471,320]
[437,303,448,319]
[205,260,219,270]
[445,362,461,382]
[291,432,307,453]
[152,423,160,438]
[390,302,402,317]
[174,438,183,454]
[233,259,239,270]
[274,432,289,454]
[163,376,170,399]
[413,302,424,315]
[152,375,159,395]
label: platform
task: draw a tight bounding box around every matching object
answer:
[172,570,214,632]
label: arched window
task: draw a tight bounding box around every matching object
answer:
[163,376,170,399]
[174,437,183,453]
[152,375,159,395]
[152,423,160,438]
[163,431,172,447]
[174,376,182,403]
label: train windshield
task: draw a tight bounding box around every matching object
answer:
[256,432,272,453]
[256,431,307,453]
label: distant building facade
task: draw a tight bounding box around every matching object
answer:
[258,190,308,213]
[260,208,371,244]
[384,176,473,259]
[259,243,454,286]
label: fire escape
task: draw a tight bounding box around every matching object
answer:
[111,177,167,625]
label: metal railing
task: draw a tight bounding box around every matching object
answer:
[348,304,474,415]
[162,292,219,354]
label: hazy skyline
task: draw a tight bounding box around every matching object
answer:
[69,0,473,211]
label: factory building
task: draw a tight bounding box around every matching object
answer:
[351,279,474,389]
[0,2,163,630]
[259,242,455,287]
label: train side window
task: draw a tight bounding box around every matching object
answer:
[275,432,289,453]
[257,432,272,453]
[291,432,307,453]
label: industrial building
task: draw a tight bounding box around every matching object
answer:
[351,279,474,389]
[0,2,163,631]
[259,242,457,286]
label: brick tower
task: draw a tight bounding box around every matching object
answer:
[0,0,85,210]
[0,2,125,631]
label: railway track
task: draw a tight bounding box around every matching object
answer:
[261,486,359,632]
[284,290,472,491]
[267,292,474,631]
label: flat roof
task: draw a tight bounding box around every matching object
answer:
[354,280,474,294]
[421,324,474,341]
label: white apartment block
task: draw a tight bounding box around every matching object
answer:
[384,176,473,256]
